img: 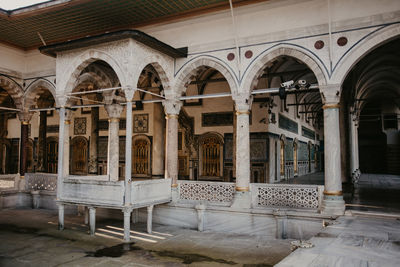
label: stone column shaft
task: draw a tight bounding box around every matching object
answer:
[105,104,123,181]
[152,102,165,177]
[320,84,345,215]
[88,107,99,174]
[235,110,250,191]
[63,115,71,178]
[125,100,133,205]
[56,107,66,199]
[163,100,182,187]
[123,209,131,242]
[19,122,29,177]
[38,111,47,172]
[323,105,342,194]
[166,114,179,185]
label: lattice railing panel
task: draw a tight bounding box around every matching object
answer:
[252,184,323,210]
[26,173,57,191]
[178,181,235,203]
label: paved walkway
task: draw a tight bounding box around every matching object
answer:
[0,209,292,267]
[276,214,400,267]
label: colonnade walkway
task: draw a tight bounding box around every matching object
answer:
[280,172,400,214]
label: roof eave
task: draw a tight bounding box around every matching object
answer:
[39,29,188,58]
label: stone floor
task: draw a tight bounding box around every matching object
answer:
[280,172,400,213]
[0,209,292,267]
[276,214,400,267]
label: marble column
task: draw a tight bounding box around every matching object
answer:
[56,107,66,200]
[17,112,32,178]
[147,205,153,234]
[123,87,135,206]
[37,111,47,172]
[88,107,99,174]
[63,110,73,178]
[349,109,360,183]
[89,206,96,236]
[105,104,124,181]
[232,103,237,182]
[320,85,345,215]
[163,100,182,187]
[231,96,252,209]
[152,101,165,177]
[123,208,132,242]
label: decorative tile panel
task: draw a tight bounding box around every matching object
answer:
[279,114,298,134]
[134,114,148,133]
[74,117,86,135]
[302,126,315,140]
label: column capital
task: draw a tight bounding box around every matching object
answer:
[233,94,253,112]
[17,111,33,123]
[163,99,182,116]
[320,84,341,105]
[105,103,124,119]
[56,96,68,107]
[123,87,136,102]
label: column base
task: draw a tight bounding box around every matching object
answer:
[230,191,251,209]
[171,187,179,204]
[321,195,345,216]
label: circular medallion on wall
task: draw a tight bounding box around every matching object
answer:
[314,40,324,50]
[337,37,348,46]
[245,50,253,59]
[227,53,235,61]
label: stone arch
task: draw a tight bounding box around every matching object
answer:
[331,24,400,87]
[24,79,56,109]
[61,49,126,97]
[174,57,238,98]
[134,56,172,95]
[0,75,24,110]
[241,45,328,96]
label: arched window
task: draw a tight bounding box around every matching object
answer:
[132,135,151,177]
[0,141,11,174]
[71,136,88,175]
[293,140,298,176]
[280,136,285,178]
[46,137,58,173]
[199,133,223,179]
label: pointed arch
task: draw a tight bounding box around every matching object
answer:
[0,75,24,110]
[24,79,56,109]
[60,49,126,97]
[331,23,400,87]
[174,56,238,98]
[241,45,328,96]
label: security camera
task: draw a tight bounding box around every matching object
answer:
[298,80,307,86]
[280,80,294,88]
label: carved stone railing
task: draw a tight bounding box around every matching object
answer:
[0,174,16,189]
[25,173,57,191]
[251,183,324,210]
[178,180,235,205]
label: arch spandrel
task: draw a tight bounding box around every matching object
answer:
[241,45,328,96]
[173,57,239,98]
[331,24,400,88]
